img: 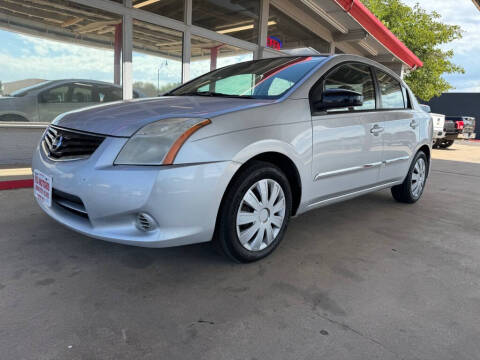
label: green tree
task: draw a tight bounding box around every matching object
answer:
[133,81,158,97]
[362,0,464,101]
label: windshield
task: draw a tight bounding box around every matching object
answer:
[167,56,326,99]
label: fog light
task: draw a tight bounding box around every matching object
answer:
[135,213,157,232]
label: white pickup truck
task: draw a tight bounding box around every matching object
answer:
[431,112,446,146]
[420,105,446,147]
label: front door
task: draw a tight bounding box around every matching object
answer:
[310,62,383,203]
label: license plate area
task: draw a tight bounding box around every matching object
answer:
[34,169,52,207]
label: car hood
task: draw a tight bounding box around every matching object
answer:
[53,96,276,137]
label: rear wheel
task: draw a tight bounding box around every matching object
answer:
[391,151,428,204]
[215,161,292,263]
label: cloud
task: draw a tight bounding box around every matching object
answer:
[1,33,115,82]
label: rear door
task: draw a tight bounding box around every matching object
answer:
[310,62,384,202]
[375,69,419,183]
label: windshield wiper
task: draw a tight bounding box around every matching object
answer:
[174,91,255,99]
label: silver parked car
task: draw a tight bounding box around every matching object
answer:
[0,79,143,123]
[33,55,432,262]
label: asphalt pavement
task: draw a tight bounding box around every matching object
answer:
[1,151,479,360]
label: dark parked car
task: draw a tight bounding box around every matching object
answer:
[434,116,476,148]
[0,80,144,123]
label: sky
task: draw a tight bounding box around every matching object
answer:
[402,0,480,92]
[0,0,478,93]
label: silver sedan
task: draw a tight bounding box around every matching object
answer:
[32,55,432,262]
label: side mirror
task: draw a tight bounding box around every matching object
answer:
[314,88,363,111]
[419,104,431,113]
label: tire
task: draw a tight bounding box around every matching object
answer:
[215,161,292,263]
[439,140,454,148]
[433,140,441,149]
[391,151,428,204]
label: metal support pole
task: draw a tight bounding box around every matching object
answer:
[182,0,192,83]
[210,46,220,71]
[256,0,269,59]
[329,41,336,55]
[114,23,122,85]
[122,14,133,100]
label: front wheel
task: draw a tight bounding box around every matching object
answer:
[391,151,428,204]
[215,161,292,263]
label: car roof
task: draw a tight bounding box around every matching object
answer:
[250,54,404,83]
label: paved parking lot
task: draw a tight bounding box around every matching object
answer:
[1,145,480,360]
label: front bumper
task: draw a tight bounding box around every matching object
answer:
[32,137,240,247]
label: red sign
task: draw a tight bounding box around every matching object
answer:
[267,36,282,50]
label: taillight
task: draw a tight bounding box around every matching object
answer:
[456,120,464,130]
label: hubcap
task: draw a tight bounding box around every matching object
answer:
[236,179,286,252]
[411,157,426,198]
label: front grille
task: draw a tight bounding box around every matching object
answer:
[42,126,105,161]
[52,189,89,219]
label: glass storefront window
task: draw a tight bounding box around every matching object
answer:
[0,0,123,123]
[132,0,185,22]
[190,35,253,78]
[192,0,260,43]
[268,5,330,54]
[132,20,183,96]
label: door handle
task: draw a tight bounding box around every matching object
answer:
[410,120,418,129]
[370,124,384,135]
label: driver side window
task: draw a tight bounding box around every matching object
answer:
[312,63,376,113]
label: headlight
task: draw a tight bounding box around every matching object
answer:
[115,118,211,165]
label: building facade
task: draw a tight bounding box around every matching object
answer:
[0,0,422,105]
[0,0,424,165]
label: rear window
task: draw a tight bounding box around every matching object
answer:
[376,71,404,109]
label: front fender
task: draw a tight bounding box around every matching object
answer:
[175,122,313,204]
[176,121,311,171]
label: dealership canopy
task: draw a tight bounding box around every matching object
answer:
[0,0,422,98]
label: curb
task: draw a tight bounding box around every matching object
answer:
[0,179,33,190]
[0,179,34,191]
[0,167,33,191]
